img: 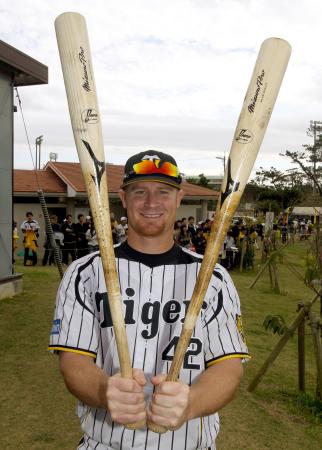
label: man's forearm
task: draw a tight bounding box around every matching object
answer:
[59,352,147,425]
[187,358,244,420]
[59,352,108,409]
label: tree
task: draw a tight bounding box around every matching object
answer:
[248,168,303,214]
[281,121,322,196]
[253,166,305,190]
[186,173,211,188]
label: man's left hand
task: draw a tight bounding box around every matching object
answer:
[147,374,190,430]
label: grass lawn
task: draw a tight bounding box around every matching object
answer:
[1,240,321,449]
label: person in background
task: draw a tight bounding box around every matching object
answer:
[187,216,197,239]
[256,222,264,242]
[42,215,63,266]
[86,221,99,253]
[225,231,236,270]
[21,211,39,266]
[249,226,259,250]
[116,217,128,243]
[12,221,19,264]
[231,220,241,243]
[192,227,207,255]
[111,218,119,245]
[281,224,288,244]
[270,224,279,250]
[74,214,89,258]
[61,214,77,265]
[288,221,295,244]
[173,220,181,244]
[178,224,191,248]
[202,219,212,241]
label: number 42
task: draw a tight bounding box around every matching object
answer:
[162,336,202,370]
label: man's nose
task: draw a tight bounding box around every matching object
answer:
[144,191,160,206]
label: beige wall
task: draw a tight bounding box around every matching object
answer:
[177,204,199,221]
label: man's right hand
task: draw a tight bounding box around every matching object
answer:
[106,369,147,425]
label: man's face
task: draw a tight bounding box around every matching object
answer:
[79,215,84,224]
[27,214,33,222]
[119,182,184,239]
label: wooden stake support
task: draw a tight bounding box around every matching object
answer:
[249,251,281,292]
[297,302,306,392]
[248,290,321,394]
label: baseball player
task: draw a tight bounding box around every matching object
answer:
[49,150,250,450]
[21,211,40,266]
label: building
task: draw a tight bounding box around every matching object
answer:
[0,40,47,299]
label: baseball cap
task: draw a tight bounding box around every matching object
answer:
[121,150,182,189]
[120,216,127,221]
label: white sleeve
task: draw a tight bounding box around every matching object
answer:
[49,259,99,358]
[202,267,250,367]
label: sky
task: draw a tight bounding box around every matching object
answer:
[1,0,322,178]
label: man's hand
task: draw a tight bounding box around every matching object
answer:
[106,369,147,425]
[147,374,190,430]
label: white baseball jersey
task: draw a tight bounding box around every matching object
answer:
[49,242,249,450]
[21,219,39,232]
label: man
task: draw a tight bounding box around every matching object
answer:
[116,216,128,243]
[21,211,39,266]
[49,150,249,450]
[61,214,77,264]
[74,213,89,258]
[187,216,197,238]
[42,215,64,266]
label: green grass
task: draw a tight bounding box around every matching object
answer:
[1,240,321,449]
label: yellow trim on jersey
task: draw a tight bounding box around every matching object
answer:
[206,353,251,367]
[48,346,96,358]
[200,417,203,447]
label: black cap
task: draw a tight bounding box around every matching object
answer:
[121,150,182,189]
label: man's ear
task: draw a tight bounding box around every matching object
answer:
[118,189,127,209]
[176,189,184,208]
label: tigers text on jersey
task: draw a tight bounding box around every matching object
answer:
[49,242,249,450]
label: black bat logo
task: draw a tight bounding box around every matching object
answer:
[220,157,240,207]
[81,139,105,190]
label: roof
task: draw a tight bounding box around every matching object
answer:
[45,161,125,193]
[0,40,48,86]
[45,162,218,198]
[292,206,322,216]
[14,161,218,199]
[14,168,66,193]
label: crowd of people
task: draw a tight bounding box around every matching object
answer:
[173,216,258,270]
[16,211,128,266]
[173,215,316,271]
[16,210,315,269]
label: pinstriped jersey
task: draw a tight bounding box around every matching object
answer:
[49,242,249,450]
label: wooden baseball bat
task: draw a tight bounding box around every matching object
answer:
[148,37,291,433]
[55,12,144,429]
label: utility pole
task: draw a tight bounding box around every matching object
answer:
[308,121,322,194]
[216,153,226,174]
[35,135,43,170]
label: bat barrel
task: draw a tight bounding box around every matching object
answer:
[55,12,145,430]
[148,37,291,433]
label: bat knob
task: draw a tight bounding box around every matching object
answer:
[125,418,147,430]
[147,420,168,434]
